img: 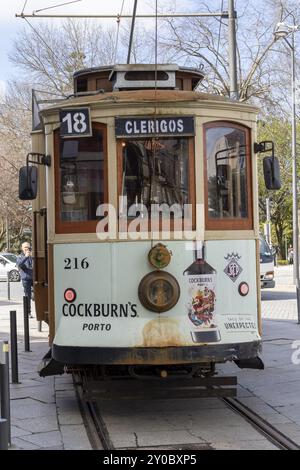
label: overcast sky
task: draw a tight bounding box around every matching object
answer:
[1,0,197,92]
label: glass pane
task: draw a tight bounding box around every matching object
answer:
[206,126,248,219]
[59,129,105,222]
[121,137,189,215]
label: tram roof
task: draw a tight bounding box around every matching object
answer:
[41,89,259,116]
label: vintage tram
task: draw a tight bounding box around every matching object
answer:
[19,63,280,383]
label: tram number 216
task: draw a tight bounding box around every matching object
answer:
[64,258,90,270]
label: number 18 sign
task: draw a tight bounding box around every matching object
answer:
[59,108,92,138]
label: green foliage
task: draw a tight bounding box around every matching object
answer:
[258,118,294,259]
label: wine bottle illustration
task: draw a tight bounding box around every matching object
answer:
[184,242,221,343]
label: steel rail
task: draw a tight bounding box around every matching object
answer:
[223,397,300,451]
[73,373,113,450]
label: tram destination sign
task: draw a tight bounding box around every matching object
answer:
[115,116,195,138]
[60,107,92,138]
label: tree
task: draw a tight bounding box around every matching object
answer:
[258,119,294,258]
[160,0,300,113]
[9,19,117,96]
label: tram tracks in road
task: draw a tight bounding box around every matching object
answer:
[222,397,300,451]
[74,373,300,451]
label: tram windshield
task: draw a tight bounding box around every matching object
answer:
[205,125,249,220]
[58,128,105,223]
[120,137,190,214]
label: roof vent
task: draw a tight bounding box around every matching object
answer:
[109,64,178,90]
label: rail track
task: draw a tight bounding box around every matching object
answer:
[74,375,300,451]
[222,397,300,451]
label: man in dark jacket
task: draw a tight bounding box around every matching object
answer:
[17,242,33,318]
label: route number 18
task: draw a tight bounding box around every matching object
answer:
[60,108,91,137]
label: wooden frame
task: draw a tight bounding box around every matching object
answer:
[117,137,196,232]
[54,122,108,234]
[203,121,253,231]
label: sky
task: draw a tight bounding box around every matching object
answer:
[0,0,193,93]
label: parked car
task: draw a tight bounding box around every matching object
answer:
[259,235,275,288]
[0,253,21,282]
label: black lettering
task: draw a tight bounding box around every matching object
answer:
[85,304,92,316]
[120,304,128,317]
[94,304,101,317]
[111,304,118,317]
[131,304,138,317]
[77,304,84,316]
[69,304,76,317]
[102,304,110,317]
[62,304,68,316]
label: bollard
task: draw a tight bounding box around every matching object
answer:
[0,341,11,445]
[0,419,8,450]
[10,311,19,384]
[38,321,42,332]
[23,296,31,352]
[7,272,11,301]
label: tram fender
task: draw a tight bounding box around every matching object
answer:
[38,349,65,377]
[234,356,264,370]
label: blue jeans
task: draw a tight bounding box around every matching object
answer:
[22,279,33,314]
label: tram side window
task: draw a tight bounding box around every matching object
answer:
[205,124,250,222]
[59,128,105,223]
[120,137,190,215]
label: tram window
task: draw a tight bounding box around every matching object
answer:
[120,138,191,217]
[56,124,106,230]
[205,123,252,229]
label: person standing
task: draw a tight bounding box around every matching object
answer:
[17,242,34,318]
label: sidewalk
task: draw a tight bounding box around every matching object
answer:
[0,298,92,450]
[221,265,300,444]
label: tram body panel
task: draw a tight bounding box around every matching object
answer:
[53,240,259,355]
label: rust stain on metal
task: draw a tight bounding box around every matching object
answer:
[142,318,185,347]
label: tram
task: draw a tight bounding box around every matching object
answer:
[19,63,280,382]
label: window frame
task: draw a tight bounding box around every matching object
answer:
[203,121,253,231]
[117,136,196,232]
[54,122,108,234]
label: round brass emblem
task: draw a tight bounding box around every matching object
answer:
[138,271,180,313]
[148,243,171,269]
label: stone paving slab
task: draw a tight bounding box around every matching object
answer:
[0,300,92,451]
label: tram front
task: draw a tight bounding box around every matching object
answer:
[18,64,280,380]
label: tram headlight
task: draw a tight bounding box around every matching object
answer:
[138,271,180,313]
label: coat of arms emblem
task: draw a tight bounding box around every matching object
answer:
[224,253,242,282]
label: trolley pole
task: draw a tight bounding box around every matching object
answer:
[228,0,239,100]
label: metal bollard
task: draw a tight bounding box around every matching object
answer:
[38,321,42,332]
[0,341,11,445]
[23,296,31,352]
[10,311,19,384]
[0,419,8,450]
[7,272,11,301]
